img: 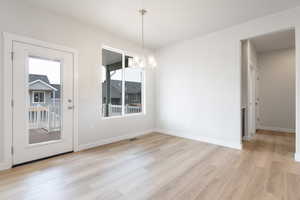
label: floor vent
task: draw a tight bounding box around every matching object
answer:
[130,138,138,141]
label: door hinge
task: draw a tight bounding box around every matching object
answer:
[11,146,14,155]
[11,52,14,60]
[11,99,14,107]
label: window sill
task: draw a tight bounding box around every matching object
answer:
[101,112,146,120]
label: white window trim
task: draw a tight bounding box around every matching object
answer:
[32,91,46,104]
[101,45,146,119]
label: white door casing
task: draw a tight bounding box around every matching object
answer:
[2,33,78,170]
[247,63,256,138]
[12,41,75,165]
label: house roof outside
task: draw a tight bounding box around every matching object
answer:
[29,80,58,91]
[29,74,60,97]
[29,74,50,84]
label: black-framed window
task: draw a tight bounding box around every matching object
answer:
[33,91,45,103]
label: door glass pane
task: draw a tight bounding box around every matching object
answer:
[102,49,123,117]
[125,56,143,114]
[28,57,62,144]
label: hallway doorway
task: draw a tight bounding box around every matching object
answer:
[241,29,296,159]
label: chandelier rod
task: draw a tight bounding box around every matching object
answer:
[139,9,147,51]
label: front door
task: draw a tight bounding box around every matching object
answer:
[12,41,74,165]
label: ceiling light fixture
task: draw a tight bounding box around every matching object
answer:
[129,8,157,69]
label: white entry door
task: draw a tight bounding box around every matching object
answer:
[12,41,74,165]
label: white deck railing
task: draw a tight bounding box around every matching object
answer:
[126,105,142,113]
[29,104,61,132]
[29,104,141,129]
[102,104,142,116]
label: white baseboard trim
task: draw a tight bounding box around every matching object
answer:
[258,126,295,133]
[155,129,242,150]
[295,153,300,162]
[78,129,154,151]
[0,162,11,171]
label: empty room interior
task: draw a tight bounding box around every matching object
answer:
[1,0,300,199]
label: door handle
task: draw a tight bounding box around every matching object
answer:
[68,106,74,110]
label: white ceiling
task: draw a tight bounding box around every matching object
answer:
[24,0,300,50]
[251,29,295,53]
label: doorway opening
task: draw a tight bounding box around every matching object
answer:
[241,29,296,158]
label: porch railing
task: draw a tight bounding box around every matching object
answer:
[29,104,61,132]
[102,104,142,116]
[126,105,142,113]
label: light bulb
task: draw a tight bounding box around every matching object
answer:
[148,56,157,68]
[128,57,134,67]
[140,56,146,68]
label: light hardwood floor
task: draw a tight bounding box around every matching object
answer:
[0,130,299,200]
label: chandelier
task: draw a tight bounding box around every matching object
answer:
[129,9,157,69]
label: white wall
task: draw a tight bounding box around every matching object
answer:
[248,40,258,136]
[156,6,300,155]
[249,41,258,67]
[241,40,258,139]
[0,0,155,165]
[241,41,248,108]
[258,48,295,132]
[241,40,258,108]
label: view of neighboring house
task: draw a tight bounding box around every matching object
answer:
[102,79,142,116]
[28,74,61,134]
[102,80,142,106]
[29,74,61,105]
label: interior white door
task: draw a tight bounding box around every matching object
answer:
[255,67,260,128]
[247,64,256,138]
[12,41,74,165]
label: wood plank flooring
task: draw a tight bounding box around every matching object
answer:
[0,130,299,200]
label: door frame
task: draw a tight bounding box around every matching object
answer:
[2,33,79,170]
[247,62,256,139]
[239,27,299,162]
